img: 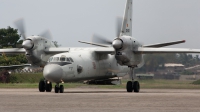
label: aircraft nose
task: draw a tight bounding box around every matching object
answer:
[43,64,63,83]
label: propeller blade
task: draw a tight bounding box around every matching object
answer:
[14,18,26,40]
[92,34,112,45]
[116,17,123,38]
[40,30,52,40]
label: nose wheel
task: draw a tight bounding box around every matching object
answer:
[54,84,64,93]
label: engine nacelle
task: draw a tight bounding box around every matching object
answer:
[114,36,143,67]
[24,36,57,67]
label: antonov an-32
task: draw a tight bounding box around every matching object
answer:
[1,0,200,93]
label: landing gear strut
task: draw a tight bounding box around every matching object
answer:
[126,67,140,93]
[54,83,64,93]
[39,80,52,92]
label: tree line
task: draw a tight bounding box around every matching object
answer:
[0,26,27,66]
[136,53,200,73]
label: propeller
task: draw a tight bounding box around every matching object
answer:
[92,34,112,45]
[14,18,26,40]
[79,17,123,50]
[14,18,53,49]
[40,30,52,40]
[116,17,123,38]
[91,17,123,47]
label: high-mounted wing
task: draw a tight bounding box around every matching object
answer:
[136,47,200,54]
[0,64,31,69]
[143,40,185,48]
[0,48,25,54]
[94,47,115,54]
[78,41,110,47]
[44,47,70,54]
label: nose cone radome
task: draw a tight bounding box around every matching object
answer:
[22,40,33,49]
[43,64,63,83]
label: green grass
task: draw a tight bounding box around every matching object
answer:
[0,79,200,89]
[10,73,43,83]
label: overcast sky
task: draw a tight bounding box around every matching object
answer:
[0,0,200,48]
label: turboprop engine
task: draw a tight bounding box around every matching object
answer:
[112,36,143,67]
[14,19,57,67]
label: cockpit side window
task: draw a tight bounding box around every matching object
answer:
[53,57,59,62]
[66,58,70,62]
[48,57,53,62]
[69,57,74,62]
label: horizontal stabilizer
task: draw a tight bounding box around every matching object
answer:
[136,47,200,54]
[143,40,185,48]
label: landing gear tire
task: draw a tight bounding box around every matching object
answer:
[39,80,45,92]
[126,81,133,92]
[45,82,52,92]
[60,85,64,93]
[133,81,140,93]
[55,85,59,93]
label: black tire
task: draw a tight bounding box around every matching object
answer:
[133,81,140,93]
[45,82,52,92]
[126,81,133,92]
[39,81,45,92]
[60,85,64,93]
[54,85,59,93]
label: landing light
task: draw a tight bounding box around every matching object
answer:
[47,81,50,84]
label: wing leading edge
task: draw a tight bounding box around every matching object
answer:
[0,48,25,54]
[136,47,200,54]
[143,40,186,48]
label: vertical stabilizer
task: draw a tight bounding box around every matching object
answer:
[121,0,132,36]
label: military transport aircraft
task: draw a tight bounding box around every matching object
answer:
[1,0,200,93]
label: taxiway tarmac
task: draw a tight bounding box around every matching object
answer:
[0,88,200,112]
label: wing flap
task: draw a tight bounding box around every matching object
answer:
[136,47,200,54]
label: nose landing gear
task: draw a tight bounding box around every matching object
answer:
[54,83,64,93]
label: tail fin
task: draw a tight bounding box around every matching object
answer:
[121,0,132,37]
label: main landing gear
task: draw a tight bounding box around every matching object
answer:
[39,80,64,93]
[126,67,140,93]
[39,80,52,92]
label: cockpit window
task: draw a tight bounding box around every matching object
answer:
[48,57,53,62]
[48,56,74,63]
[53,57,59,62]
[69,57,74,62]
[66,58,70,62]
[60,55,66,62]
